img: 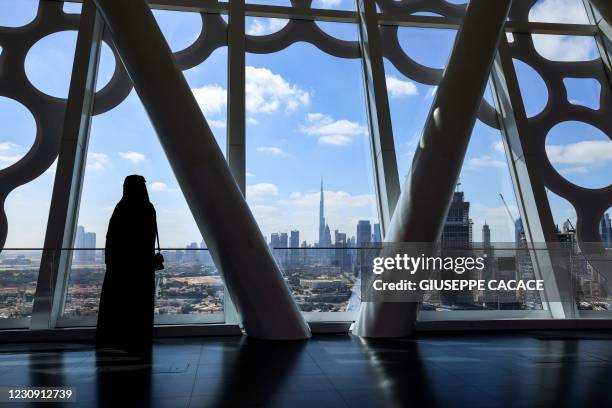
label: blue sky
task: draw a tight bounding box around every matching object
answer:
[1,0,610,248]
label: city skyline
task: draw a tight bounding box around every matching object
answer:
[271,180,380,248]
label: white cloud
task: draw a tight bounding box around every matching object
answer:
[313,0,342,7]
[0,155,22,164]
[0,142,23,166]
[190,67,309,118]
[245,66,310,114]
[466,155,506,170]
[87,152,109,171]
[246,18,287,36]
[546,140,612,165]
[246,183,279,198]
[493,141,505,154]
[0,142,19,151]
[529,0,589,24]
[560,166,589,175]
[527,0,593,61]
[149,181,168,192]
[257,146,289,157]
[300,113,368,146]
[118,151,145,164]
[282,190,374,210]
[208,119,226,128]
[385,75,418,97]
[532,34,597,62]
[192,84,227,115]
[319,135,352,145]
[246,172,256,178]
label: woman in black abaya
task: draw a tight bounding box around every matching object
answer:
[96,175,157,358]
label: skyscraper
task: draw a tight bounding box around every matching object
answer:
[441,191,473,245]
[279,232,288,248]
[482,222,491,248]
[75,225,96,263]
[319,179,326,245]
[318,180,332,246]
[373,223,382,243]
[270,233,280,248]
[279,232,289,266]
[356,220,372,247]
[333,230,349,270]
[515,218,524,244]
[600,212,611,247]
[290,230,300,266]
[270,233,281,265]
[440,191,474,308]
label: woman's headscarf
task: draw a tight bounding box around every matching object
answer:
[122,175,151,204]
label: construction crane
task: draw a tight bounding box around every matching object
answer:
[499,193,516,224]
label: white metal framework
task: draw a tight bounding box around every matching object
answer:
[0,0,610,333]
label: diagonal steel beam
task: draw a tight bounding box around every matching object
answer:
[92,0,310,339]
[354,0,512,338]
[357,0,401,235]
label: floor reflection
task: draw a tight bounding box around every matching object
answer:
[0,332,610,407]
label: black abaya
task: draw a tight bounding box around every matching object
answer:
[96,176,157,357]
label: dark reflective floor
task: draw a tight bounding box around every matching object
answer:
[0,331,611,407]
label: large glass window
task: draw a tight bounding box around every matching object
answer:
[245,19,379,316]
[2,0,610,329]
[60,10,227,325]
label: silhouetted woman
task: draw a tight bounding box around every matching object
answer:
[96,175,157,359]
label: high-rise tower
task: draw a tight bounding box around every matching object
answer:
[482,222,491,247]
[319,179,326,245]
[441,191,473,245]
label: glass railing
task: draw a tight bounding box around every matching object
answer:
[270,247,361,314]
[0,244,610,327]
[0,249,42,320]
[311,242,610,317]
[61,248,225,324]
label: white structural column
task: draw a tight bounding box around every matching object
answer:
[227,0,246,194]
[30,1,103,330]
[92,0,310,339]
[356,0,400,233]
[354,0,511,338]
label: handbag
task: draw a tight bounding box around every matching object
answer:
[153,225,165,271]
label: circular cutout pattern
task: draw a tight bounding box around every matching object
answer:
[532,34,598,62]
[152,9,203,53]
[396,27,456,70]
[0,97,37,171]
[545,121,612,190]
[0,0,39,28]
[246,17,289,36]
[96,41,116,92]
[25,30,78,98]
[528,0,590,24]
[513,59,548,118]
